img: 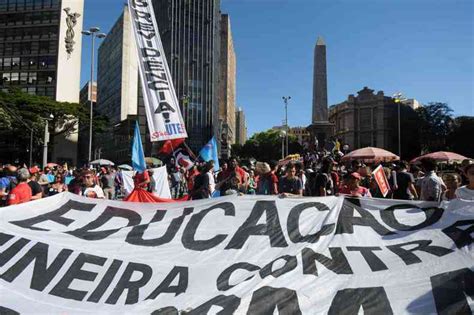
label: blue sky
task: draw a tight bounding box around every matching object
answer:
[80,0,474,136]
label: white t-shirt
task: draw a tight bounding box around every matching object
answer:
[82,185,105,199]
[455,186,474,200]
[207,172,215,196]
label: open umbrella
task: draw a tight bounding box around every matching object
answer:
[410,151,469,164]
[118,164,133,170]
[145,157,162,166]
[90,159,115,166]
[341,147,400,163]
[46,162,58,168]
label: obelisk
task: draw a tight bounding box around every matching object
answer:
[308,36,334,148]
[312,36,328,123]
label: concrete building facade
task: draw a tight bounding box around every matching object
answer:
[153,0,221,153]
[96,7,150,164]
[218,14,236,158]
[235,107,247,145]
[0,0,84,164]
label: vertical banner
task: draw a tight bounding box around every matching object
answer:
[372,164,390,197]
[128,0,187,141]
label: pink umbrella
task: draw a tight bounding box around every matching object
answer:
[410,151,469,164]
[342,147,400,163]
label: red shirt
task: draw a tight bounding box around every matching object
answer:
[8,182,32,205]
[134,171,150,189]
[221,166,246,184]
[339,185,372,197]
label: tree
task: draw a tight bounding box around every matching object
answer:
[447,116,474,158]
[0,88,108,163]
[231,129,302,161]
[416,102,454,153]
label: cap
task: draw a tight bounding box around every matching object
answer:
[29,166,40,174]
[350,172,362,180]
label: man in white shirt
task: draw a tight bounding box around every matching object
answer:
[81,170,105,199]
[419,158,446,202]
[455,161,474,200]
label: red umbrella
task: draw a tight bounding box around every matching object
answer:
[342,147,400,163]
[410,151,469,164]
[46,162,58,168]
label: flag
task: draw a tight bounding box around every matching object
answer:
[199,136,220,172]
[159,138,185,155]
[131,121,146,172]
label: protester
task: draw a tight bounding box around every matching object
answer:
[419,158,446,202]
[442,173,460,201]
[147,169,156,194]
[247,170,257,194]
[308,158,334,196]
[80,170,105,199]
[99,167,115,200]
[393,161,418,200]
[278,163,303,197]
[28,166,43,200]
[455,160,474,200]
[133,169,151,191]
[339,172,372,197]
[47,174,68,196]
[7,168,32,205]
[255,162,278,195]
[0,165,17,206]
[191,161,215,199]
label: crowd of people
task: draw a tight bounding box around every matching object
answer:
[1,151,473,206]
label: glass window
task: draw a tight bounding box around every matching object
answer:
[39,41,49,54]
[28,72,36,84]
[4,58,11,67]
[20,72,28,84]
[10,72,19,84]
[27,87,36,95]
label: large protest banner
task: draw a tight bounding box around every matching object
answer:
[128,0,187,141]
[0,193,472,314]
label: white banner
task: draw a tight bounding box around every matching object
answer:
[128,0,187,141]
[122,167,172,199]
[0,194,473,314]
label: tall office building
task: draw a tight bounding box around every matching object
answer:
[218,14,236,158]
[0,0,84,164]
[235,107,247,145]
[96,6,150,164]
[77,81,96,165]
[153,0,221,152]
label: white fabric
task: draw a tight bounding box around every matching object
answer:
[123,167,171,199]
[81,185,104,199]
[207,171,215,196]
[0,193,473,314]
[455,185,474,200]
[128,0,187,141]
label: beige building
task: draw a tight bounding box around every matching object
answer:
[218,14,236,157]
[329,87,401,153]
[235,107,247,145]
[272,126,311,146]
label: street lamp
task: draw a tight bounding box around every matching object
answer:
[392,92,407,159]
[82,27,106,164]
[282,96,291,157]
[41,114,54,168]
[279,130,286,160]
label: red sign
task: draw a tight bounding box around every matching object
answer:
[372,165,390,197]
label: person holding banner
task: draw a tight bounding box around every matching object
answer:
[80,170,105,199]
[278,163,303,197]
[393,161,418,200]
[339,172,372,198]
[455,160,474,200]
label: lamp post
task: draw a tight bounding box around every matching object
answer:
[82,27,106,164]
[282,96,291,157]
[392,92,406,159]
[279,130,286,160]
[41,114,54,168]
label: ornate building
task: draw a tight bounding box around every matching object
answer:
[329,87,400,153]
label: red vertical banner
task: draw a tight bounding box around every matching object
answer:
[372,165,390,197]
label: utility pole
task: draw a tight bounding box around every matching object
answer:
[282,96,291,157]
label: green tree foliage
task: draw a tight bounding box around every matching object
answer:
[416,102,454,153]
[0,88,108,162]
[231,129,302,161]
[447,116,474,158]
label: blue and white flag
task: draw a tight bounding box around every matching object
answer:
[131,121,146,172]
[199,136,219,172]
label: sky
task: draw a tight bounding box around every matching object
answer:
[80,0,474,136]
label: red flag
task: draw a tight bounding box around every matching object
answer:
[159,138,185,155]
